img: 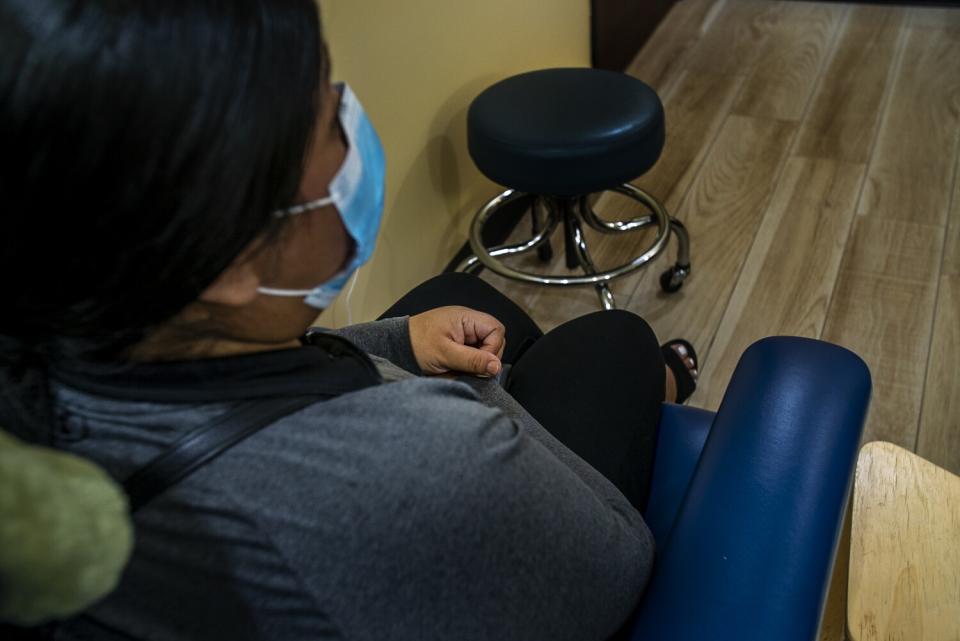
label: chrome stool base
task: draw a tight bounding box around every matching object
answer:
[458,185,691,310]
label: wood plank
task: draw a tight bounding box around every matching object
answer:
[847,442,960,641]
[682,0,786,77]
[938,148,960,277]
[821,270,938,449]
[917,275,960,475]
[619,115,796,406]
[909,5,960,29]
[732,1,846,121]
[636,69,746,214]
[841,217,944,283]
[856,22,960,225]
[699,157,865,409]
[913,136,959,473]
[821,214,943,450]
[627,0,724,95]
[794,4,906,163]
[945,215,960,277]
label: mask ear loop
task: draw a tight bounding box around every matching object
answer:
[343,270,360,325]
[272,195,334,219]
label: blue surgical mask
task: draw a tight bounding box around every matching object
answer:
[257,82,386,309]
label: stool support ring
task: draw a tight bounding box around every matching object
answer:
[463,184,676,290]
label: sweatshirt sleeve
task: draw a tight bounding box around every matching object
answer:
[317,316,423,374]
[241,378,655,641]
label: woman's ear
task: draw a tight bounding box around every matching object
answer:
[198,257,262,307]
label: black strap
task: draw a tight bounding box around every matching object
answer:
[123,395,321,512]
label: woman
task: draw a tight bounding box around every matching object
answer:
[0,1,699,639]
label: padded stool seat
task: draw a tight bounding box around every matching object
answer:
[468,68,665,195]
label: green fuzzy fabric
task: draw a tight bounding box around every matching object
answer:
[0,430,133,626]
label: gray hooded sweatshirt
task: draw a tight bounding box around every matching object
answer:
[49,316,654,641]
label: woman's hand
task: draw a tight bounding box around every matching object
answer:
[408,306,506,377]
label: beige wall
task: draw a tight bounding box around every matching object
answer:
[318,0,590,326]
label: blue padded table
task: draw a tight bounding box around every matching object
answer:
[630,337,871,641]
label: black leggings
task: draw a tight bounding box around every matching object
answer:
[379,272,666,510]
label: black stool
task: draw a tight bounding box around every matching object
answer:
[458,68,691,310]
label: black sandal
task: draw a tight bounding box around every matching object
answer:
[661,339,699,404]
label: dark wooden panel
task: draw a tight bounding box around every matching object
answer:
[592,0,678,71]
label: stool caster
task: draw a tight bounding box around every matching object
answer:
[660,264,690,293]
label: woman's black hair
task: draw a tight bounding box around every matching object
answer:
[0,0,325,443]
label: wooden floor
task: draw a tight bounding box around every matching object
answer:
[480,0,960,475]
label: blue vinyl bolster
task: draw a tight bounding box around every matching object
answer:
[644,404,714,547]
[630,337,871,641]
